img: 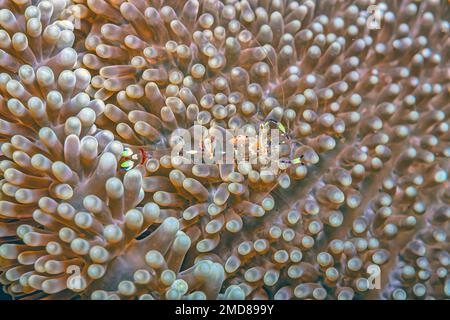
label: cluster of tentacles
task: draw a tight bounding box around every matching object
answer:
[0,0,449,300]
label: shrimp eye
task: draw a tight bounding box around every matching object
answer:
[122,147,133,157]
[277,123,286,133]
[120,160,134,171]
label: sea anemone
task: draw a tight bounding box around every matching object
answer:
[1,0,449,300]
